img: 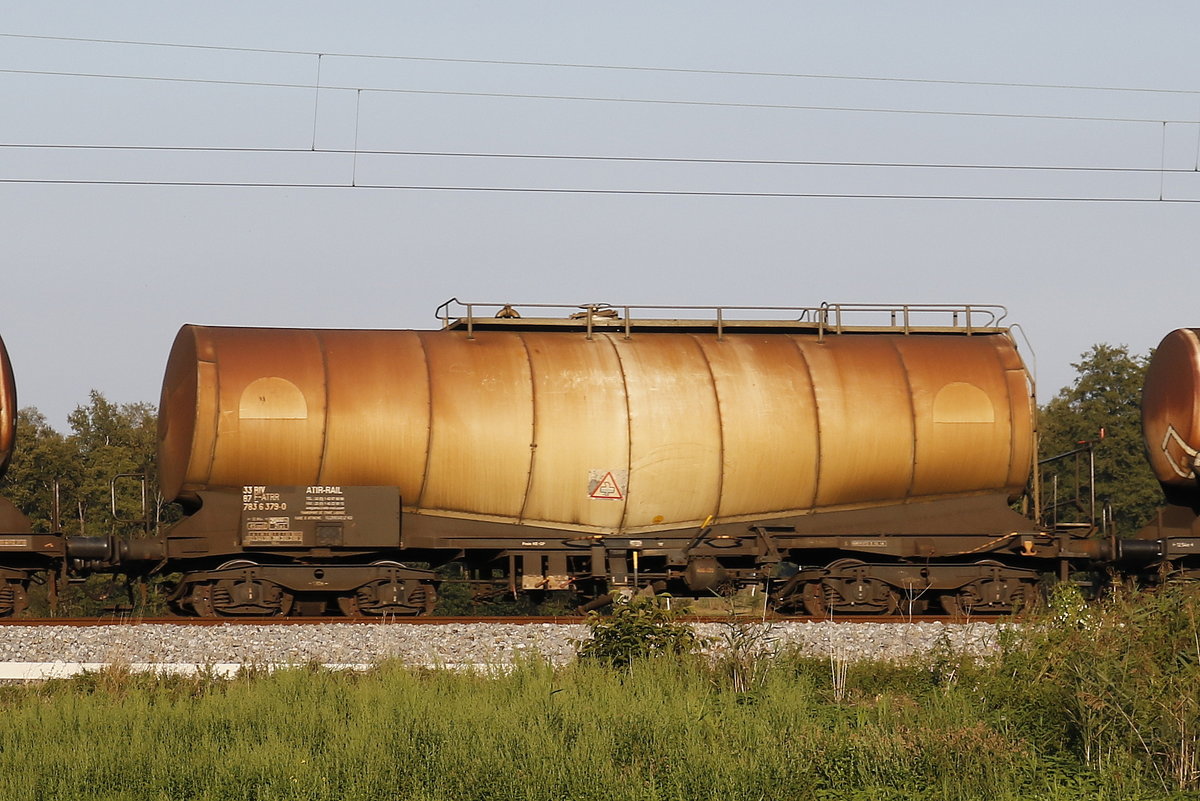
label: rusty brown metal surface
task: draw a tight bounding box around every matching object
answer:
[1142,328,1200,507]
[0,333,16,478]
[0,497,32,535]
[158,315,1035,536]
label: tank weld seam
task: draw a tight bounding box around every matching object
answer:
[606,333,633,535]
[515,333,537,525]
[785,335,821,510]
[314,331,332,486]
[414,331,435,509]
[692,332,725,520]
[890,337,919,500]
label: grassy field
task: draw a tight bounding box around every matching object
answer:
[1,584,1198,800]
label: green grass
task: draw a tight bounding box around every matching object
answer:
[3,583,1200,800]
[0,663,1009,800]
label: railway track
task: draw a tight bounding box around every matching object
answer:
[0,613,993,626]
[0,613,1003,680]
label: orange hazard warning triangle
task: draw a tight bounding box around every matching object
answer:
[589,471,624,500]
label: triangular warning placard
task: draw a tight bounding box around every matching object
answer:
[589,471,624,500]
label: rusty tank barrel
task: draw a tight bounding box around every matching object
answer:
[1142,328,1200,509]
[158,312,1035,535]
[0,333,16,478]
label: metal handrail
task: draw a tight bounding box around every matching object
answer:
[1037,443,1098,535]
[436,299,1009,333]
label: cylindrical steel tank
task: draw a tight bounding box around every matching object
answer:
[1142,328,1200,508]
[158,324,1035,534]
[0,334,16,478]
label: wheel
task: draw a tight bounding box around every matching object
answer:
[822,559,900,615]
[185,563,295,617]
[336,593,363,617]
[337,563,438,617]
[188,581,215,617]
[939,591,968,617]
[865,587,900,615]
[802,581,829,617]
[940,573,1037,617]
[0,580,28,617]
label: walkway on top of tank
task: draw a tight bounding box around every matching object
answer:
[437,300,1012,338]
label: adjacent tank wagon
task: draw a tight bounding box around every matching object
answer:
[1142,328,1200,510]
[1134,328,1200,573]
[0,333,64,615]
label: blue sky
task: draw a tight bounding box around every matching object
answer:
[1,2,1197,428]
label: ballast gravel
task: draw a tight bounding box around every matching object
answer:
[0,621,1001,668]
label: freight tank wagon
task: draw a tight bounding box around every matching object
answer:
[98,302,1110,617]
[0,334,64,615]
[1135,327,1200,574]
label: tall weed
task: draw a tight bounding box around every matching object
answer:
[987,581,1200,795]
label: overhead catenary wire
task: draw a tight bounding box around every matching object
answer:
[0,141,1194,176]
[0,176,1196,204]
[4,30,1200,98]
[1,65,1194,126]
[4,31,1199,201]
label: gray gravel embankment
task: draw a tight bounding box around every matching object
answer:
[0,621,1001,667]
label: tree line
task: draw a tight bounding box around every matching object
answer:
[3,392,165,538]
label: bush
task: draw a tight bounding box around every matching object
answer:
[576,596,701,667]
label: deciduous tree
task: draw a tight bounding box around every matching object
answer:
[1,392,161,537]
[2,407,77,532]
[1038,344,1162,535]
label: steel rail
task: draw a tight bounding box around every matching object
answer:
[0,614,1001,626]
